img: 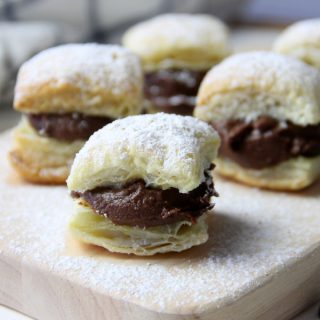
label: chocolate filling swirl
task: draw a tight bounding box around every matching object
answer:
[212,116,320,170]
[144,69,207,115]
[71,168,217,228]
[28,113,114,141]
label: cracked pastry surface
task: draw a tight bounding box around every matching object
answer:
[9,119,84,184]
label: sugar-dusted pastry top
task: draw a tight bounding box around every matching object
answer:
[123,14,230,71]
[14,43,143,118]
[273,19,320,67]
[67,113,220,193]
[195,51,320,126]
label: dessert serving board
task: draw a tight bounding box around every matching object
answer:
[0,130,320,320]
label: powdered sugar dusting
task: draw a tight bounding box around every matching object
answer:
[1,131,320,314]
[124,14,228,49]
[197,51,320,125]
[16,43,142,94]
[274,18,320,50]
[123,13,230,69]
[203,51,320,94]
[68,113,220,193]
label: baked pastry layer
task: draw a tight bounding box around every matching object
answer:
[215,156,320,190]
[195,51,320,126]
[70,204,209,256]
[67,113,220,193]
[9,119,84,183]
[14,44,143,118]
[123,14,230,71]
[273,19,320,68]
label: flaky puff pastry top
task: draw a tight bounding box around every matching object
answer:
[273,19,320,68]
[195,51,320,126]
[122,14,231,71]
[67,113,220,193]
[14,44,144,119]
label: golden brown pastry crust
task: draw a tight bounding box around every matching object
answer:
[14,44,143,118]
[215,157,320,191]
[9,119,84,184]
[9,149,69,184]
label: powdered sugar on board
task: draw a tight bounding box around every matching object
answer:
[1,131,320,315]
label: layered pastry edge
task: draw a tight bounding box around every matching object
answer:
[14,44,143,117]
[69,169,216,255]
[67,114,220,255]
[9,118,84,183]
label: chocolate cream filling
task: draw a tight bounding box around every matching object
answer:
[28,113,114,141]
[71,167,217,228]
[212,116,320,170]
[144,69,207,115]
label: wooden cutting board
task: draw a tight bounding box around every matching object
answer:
[0,130,319,320]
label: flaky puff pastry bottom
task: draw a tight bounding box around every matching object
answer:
[215,156,320,191]
[70,203,209,256]
[9,119,84,184]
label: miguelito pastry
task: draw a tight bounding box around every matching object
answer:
[9,43,143,184]
[195,51,320,190]
[123,14,230,115]
[67,113,220,255]
[273,19,320,68]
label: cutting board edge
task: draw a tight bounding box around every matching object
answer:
[1,241,320,320]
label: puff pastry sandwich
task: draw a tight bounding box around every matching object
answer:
[67,113,220,255]
[273,19,320,68]
[123,14,230,115]
[9,43,143,184]
[195,51,320,190]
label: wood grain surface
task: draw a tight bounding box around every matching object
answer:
[0,131,319,320]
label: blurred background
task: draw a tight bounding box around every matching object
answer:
[0,0,320,129]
